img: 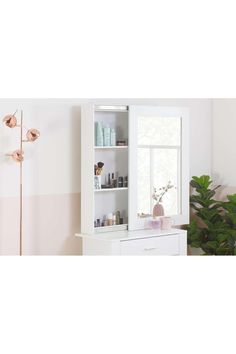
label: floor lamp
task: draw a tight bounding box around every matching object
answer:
[3,110,40,256]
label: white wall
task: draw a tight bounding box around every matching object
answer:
[212,99,236,186]
[0,99,82,197]
[0,99,212,255]
[0,98,212,198]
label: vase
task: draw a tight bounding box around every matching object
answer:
[153,203,164,217]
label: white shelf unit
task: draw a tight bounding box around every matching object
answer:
[94,187,128,192]
[81,103,189,236]
[94,146,128,149]
[81,104,129,234]
[95,224,128,234]
[79,103,189,255]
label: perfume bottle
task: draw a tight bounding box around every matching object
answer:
[95,122,104,146]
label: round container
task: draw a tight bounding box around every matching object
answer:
[161,217,173,230]
[148,218,161,229]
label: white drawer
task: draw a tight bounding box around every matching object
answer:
[120,234,180,255]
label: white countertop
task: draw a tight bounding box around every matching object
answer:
[75,228,185,242]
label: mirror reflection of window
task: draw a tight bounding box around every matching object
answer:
[137,116,181,218]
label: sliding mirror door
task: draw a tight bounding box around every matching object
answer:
[129,106,189,230]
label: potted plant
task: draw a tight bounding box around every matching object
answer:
[186,175,236,255]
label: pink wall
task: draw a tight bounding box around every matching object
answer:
[0,194,82,255]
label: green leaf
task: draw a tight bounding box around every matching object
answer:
[189,175,236,255]
[227,194,236,204]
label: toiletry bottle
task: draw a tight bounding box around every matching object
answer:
[112,214,116,225]
[116,211,120,225]
[113,176,117,188]
[108,173,111,187]
[111,173,117,188]
[124,176,128,187]
[110,128,116,146]
[107,213,113,226]
[103,125,111,146]
[118,176,124,188]
[96,122,104,146]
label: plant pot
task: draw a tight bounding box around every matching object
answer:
[189,247,204,256]
[153,203,164,217]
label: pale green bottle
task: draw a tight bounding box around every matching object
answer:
[96,122,104,146]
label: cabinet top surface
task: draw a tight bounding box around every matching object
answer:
[75,228,186,242]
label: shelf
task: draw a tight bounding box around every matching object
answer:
[94,146,128,150]
[95,105,128,112]
[95,224,128,233]
[95,187,128,192]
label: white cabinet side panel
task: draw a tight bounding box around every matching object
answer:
[81,104,94,234]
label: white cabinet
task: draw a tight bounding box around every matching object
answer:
[76,229,187,256]
[78,103,189,255]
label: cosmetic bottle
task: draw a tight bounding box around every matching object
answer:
[103,125,111,146]
[97,219,101,227]
[116,211,120,225]
[111,173,117,188]
[118,176,124,188]
[108,173,111,187]
[107,213,113,226]
[112,214,116,225]
[110,128,116,146]
[95,122,104,146]
[124,176,128,187]
[113,178,117,188]
[104,218,108,226]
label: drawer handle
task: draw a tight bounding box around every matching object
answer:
[144,247,158,251]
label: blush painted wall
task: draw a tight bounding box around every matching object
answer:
[212,99,236,202]
[212,99,236,186]
[0,99,213,255]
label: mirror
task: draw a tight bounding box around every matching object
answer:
[137,116,181,218]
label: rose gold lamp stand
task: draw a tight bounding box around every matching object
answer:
[3,110,40,256]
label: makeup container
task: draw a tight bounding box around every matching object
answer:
[108,173,111,187]
[124,176,128,187]
[107,213,113,226]
[116,211,120,225]
[149,217,161,230]
[112,214,116,225]
[119,217,124,224]
[111,173,117,188]
[110,128,116,146]
[104,218,108,226]
[118,176,124,188]
[117,140,126,146]
[103,125,111,146]
[161,217,173,230]
[96,219,101,227]
[94,220,97,228]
